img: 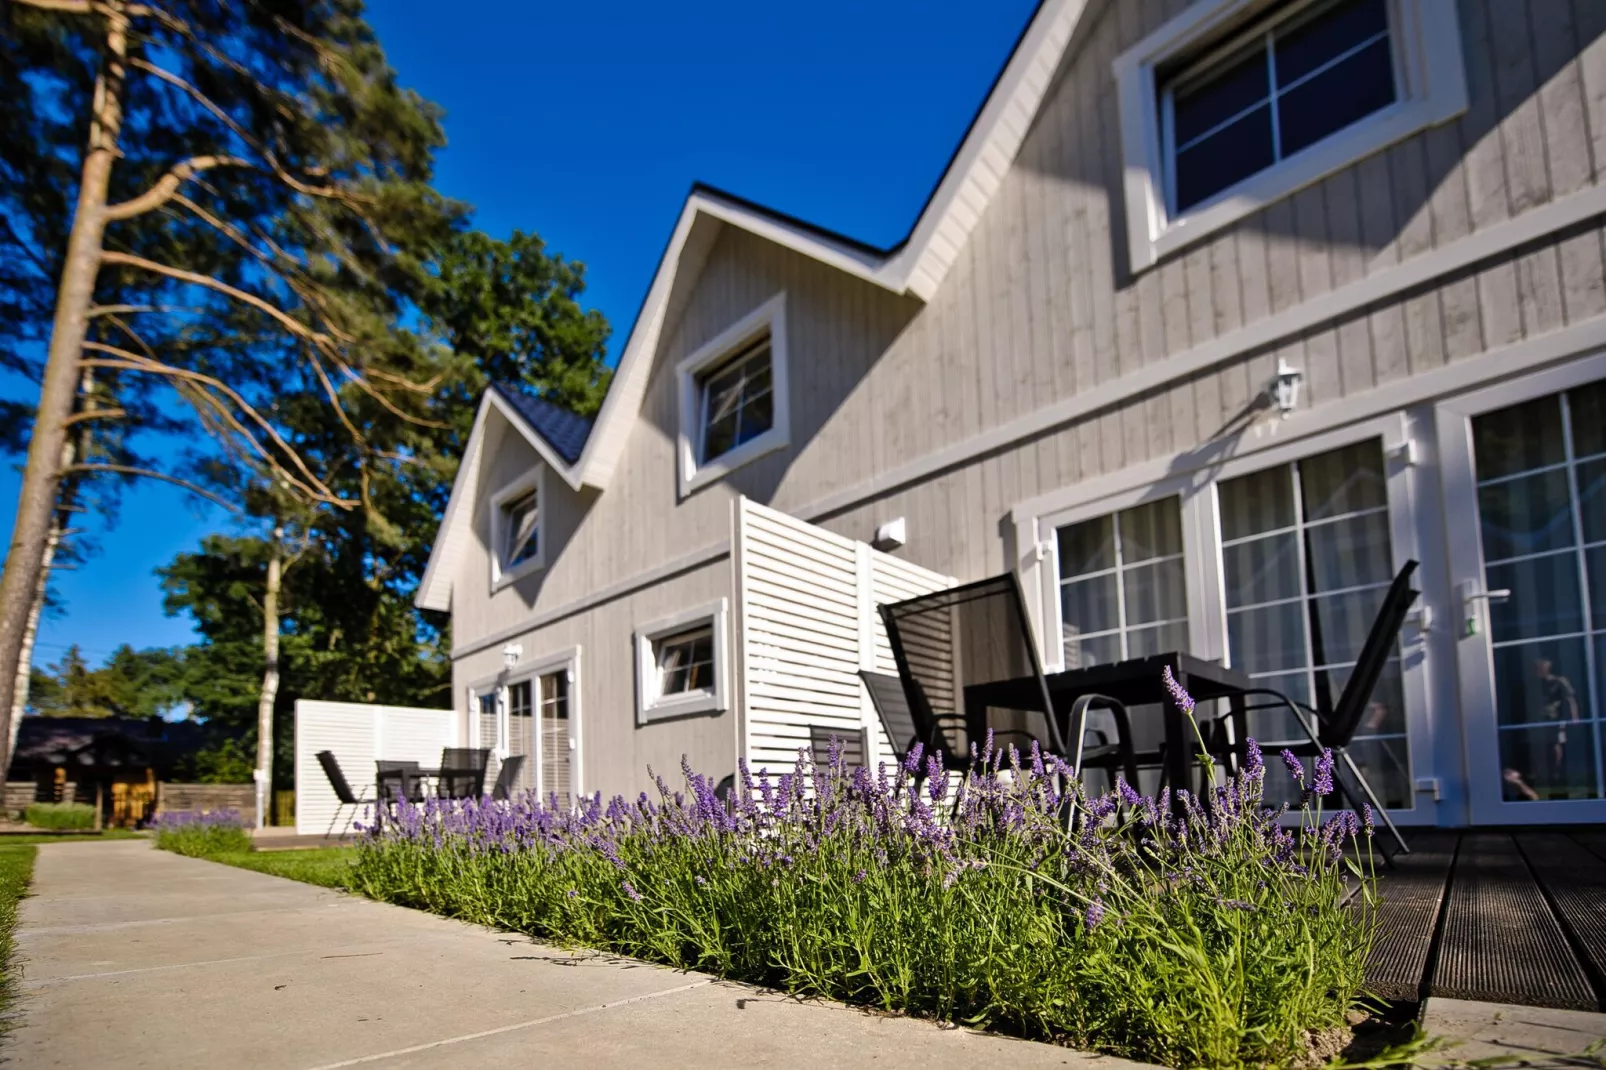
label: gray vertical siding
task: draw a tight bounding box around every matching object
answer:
[444,0,1606,798]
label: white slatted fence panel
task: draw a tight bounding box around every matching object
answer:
[735,498,953,777]
[295,700,453,835]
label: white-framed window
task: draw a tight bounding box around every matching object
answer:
[488,468,546,588]
[634,599,730,723]
[1115,0,1467,272]
[1022,413,1429,814]
[676,294,790,497]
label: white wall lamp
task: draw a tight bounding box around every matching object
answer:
[1267,359,1304,418]
[872,517,906,552]
[502,643,523,671]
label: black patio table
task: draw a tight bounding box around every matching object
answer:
[960,651,1254,805]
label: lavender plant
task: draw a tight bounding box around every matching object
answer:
[352,673,1378,1069]
[152,809,252,857]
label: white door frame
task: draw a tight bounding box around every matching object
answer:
[1436,353,1606,825]
[506,646,583,804]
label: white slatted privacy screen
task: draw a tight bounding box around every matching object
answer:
[294,699,457,835]
[734,498,954,776]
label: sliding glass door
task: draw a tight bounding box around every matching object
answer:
[1440,364,1606,823]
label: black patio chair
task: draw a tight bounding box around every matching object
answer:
[1213,560,1420,857]
[858,670,968,781]
[807,724,870,771]
[375,760,425,807]
[315,750,373,837]
[437,747,489,800]
[490,754,525,802]
[879,575,1146,778]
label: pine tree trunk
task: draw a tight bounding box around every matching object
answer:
[256,527,284,829]
[0,3,128,778]
[11,371,93,760]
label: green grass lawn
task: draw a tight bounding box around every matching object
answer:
[0,844,37,1029]
[208,847,356,889]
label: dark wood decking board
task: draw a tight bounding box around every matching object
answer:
[1363,832,1458,1001]
[1520,834,1606,1009]
[1431,834,1596,1010]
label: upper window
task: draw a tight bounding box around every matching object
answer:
[699,337,775,464]
[1164,0,1395,214]
[635,600,730,723]
[488,469,546,587]
[1116,0,1467,272]
[677,293,791,496]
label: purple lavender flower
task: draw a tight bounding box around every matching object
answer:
[1313,749,1335,796]
[1361,804,1375,836]
[1244,737,1264,779]
[853,869,867,884]
[1084,896,1105,930]
[1161,666,1196,717]
[622,881,643,902]
[1281,749,1305,783]
[1116,776,1142,808]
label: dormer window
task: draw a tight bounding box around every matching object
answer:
[489,469,546,588]
[677,293,791,496]
[699,337,774,463]
[1116,0,1467,272]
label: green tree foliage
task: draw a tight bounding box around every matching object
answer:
[25,643,183,718]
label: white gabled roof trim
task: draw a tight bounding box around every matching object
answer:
[572,0,1089,491]
[418,0,1095,609]
[415,390,583,611]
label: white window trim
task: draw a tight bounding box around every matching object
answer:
[635,598,731,724]
[488,466,547,591]
[1114,0,1468,273]
[467,672,506,755]
[676,293,790,497]
[506,645,584,803]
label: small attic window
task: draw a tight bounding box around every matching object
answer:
[676,293,790,497]
[489,469,546,588]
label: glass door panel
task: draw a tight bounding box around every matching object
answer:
[1219,438,1413,810]
[505,679,536,795]
[539,671,573,807]
[1470,384,1606,804]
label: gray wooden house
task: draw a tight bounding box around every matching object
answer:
[417,0,1606,829]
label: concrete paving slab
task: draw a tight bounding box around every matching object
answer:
[1421,998,1606,1067]
[7,841,1146,1069]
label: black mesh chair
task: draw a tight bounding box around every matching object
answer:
[807,724,870,771]
[315,750,372,837]
[375,760,425,807]
[858,670,968,781]
[438,747,490,800]
[490,755,525,802]
[1216,560,1420,856]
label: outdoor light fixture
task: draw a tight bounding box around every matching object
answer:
[872,517,907,551]
[502,643,522,670]
[1267,358,1304,418]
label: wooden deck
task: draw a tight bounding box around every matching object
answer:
[1366,827,1606,1011]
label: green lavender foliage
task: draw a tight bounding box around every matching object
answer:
[152,809,251,857]
[350,728,1378,1070]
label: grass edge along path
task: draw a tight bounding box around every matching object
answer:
[0,844,37,1032]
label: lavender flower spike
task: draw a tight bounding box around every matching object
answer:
[1161,665,1196,718]
[1244,737,1265,779]
[1084,896,1105,930]
[1313,749,1335,796]
[1280,749,1305,783]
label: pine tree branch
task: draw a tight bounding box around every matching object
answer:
[62,408,126,426]
[102,155,252,221]
[64,464,239,512]
[79,343,349,507]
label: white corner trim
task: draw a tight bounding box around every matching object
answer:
[634,598,731,724]
[1116,0,1469,273]
[488,464,547,591]
[677,293,791,498]
[798,179,1606,528]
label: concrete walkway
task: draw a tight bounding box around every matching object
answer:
[8,841,1139,1068]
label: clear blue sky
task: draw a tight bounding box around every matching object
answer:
[2,0,1038,669]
